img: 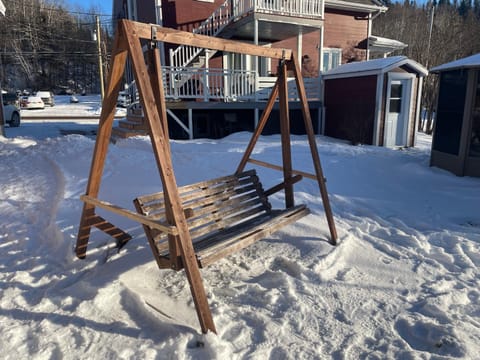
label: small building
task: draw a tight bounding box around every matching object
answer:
[322,56,428,147]
[429,53,480,177]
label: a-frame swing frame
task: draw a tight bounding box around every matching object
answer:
[75,19,337,334]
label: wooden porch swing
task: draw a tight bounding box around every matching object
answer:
[75,19,337,334]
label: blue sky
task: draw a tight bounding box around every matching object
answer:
[66,0,111,15]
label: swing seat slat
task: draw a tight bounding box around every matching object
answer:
[134,169,310,270]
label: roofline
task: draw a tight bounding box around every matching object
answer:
[430,64,478,73]
[323,57,428,80]
[325,0,388,13]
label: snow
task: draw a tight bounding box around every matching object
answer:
[1,99,479,359]
[322,56,428,79]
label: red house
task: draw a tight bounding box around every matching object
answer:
[110,0,395,139]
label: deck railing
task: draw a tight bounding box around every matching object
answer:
[234,0,323,19]
[161,66,321,102]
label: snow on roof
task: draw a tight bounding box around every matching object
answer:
[430,53,480,73]
[322,56,428,79]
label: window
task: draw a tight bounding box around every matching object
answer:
[432,70,468,155]
[389,84,403,113]
[323,48,342,72]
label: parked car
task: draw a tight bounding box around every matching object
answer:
[35,91,55,106]
[22,96,45,110]
[2,93,21,127]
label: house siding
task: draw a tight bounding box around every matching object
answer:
[324,9,369,62]
[162,0,224,31]
[324,75,377,144]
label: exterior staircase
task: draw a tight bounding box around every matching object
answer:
[111,104,149,140]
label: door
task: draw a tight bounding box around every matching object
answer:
[384,75,413,147]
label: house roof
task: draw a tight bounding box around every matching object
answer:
[322,56,428,79]
[325,0,388,13]
[430,53,480,73]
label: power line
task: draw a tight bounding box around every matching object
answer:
[5,0,112,17]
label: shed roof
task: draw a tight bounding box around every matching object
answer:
[430,53,480,73]
[322,56,428,79]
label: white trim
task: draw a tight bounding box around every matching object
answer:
[323,56,428,80]
[413,76,423,146]
[383,73,415,147]
[373,73,384,146]
[325,0,387,13]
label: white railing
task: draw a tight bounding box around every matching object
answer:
[255,76,321,101]
[126,67,320,103]
[163,66,257,101]
[234,0,323,19]
[170,0,324,69]
[161,66,320,102]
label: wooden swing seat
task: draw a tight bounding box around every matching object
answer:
[134,169,310,270]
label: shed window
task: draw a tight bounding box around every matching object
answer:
[432,70,468,155]
[389,84,403,113]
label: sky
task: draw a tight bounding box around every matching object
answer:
[66,0,111,16]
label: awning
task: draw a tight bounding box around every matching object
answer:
[368,35,407,55]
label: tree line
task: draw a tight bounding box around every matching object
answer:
[373,0,480,132]
[0,0,111,95]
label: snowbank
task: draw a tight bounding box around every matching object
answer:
[0,120,479,359]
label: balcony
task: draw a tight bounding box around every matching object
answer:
[221,0,324,42]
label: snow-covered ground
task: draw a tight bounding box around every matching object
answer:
[1,105,479,359]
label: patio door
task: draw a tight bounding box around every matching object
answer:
[384,74,414,147]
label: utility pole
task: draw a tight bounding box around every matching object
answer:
[95,16,105,100]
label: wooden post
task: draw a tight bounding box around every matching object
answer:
[146,47,182,270]
[124,20,216,334]
[75,26,130,258]
[278,60,294,209]
[290,53,338,245]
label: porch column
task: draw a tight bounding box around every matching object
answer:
[297,30,303,60]
[319,27,324,74]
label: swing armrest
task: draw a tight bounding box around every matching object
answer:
[81,195,178,235]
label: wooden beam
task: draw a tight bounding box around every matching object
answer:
[264,175,303,197]
[248,158,317,181]
[127,20,292,60]
[278,61,294,208]
[290,53,338,245]
[75,25,129,259]
[81,195,177,235]
[122,20,217,334]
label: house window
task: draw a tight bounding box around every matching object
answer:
[323,48,342,72]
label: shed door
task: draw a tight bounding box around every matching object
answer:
[385,76,413,147]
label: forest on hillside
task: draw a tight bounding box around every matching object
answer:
[373,0,480,131]
[0,0,111,94]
